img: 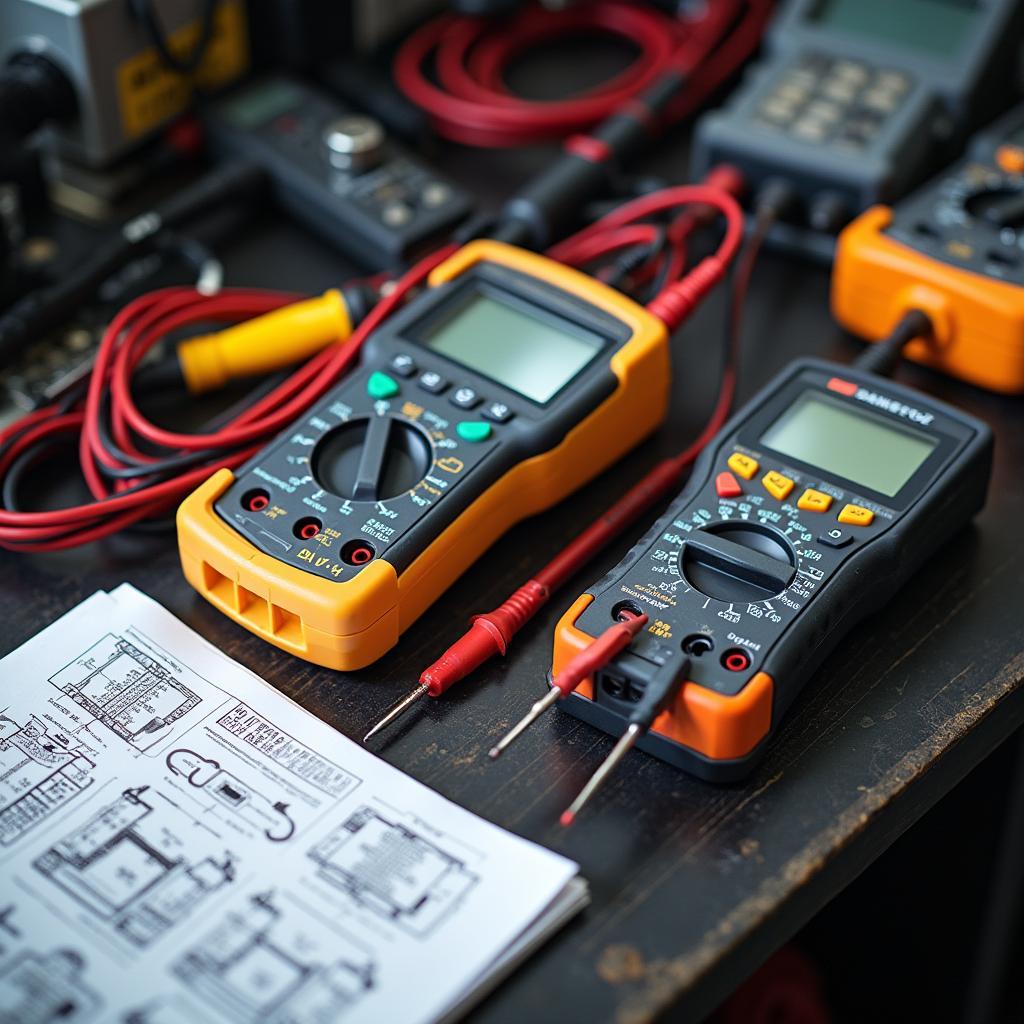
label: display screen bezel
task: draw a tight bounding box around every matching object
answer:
[402,274,619,407]
[757,390,940,497]
[735,377,964,511]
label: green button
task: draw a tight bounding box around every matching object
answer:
[457,421,492,443]
[367,371,400,399]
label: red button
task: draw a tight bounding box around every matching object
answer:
[716,471,742,497]
[827,376,858,396]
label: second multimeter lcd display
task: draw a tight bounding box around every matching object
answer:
[760,391,938,496]
[812,0,977,58]
[419,288,605,404]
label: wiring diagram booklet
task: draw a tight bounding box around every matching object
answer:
[0,584,586,1024]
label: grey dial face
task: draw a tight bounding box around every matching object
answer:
[679,521,797,602]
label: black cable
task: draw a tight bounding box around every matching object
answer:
[0,52,76,144]
[853,309,933,378]
[0,159,267,367]
[129,0,219,76]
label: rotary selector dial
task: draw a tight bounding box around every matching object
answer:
[680,522,796,602]
[311,414,433,501]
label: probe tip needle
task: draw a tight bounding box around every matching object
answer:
[488,687,561,760]
[363,683,429,743]
[559,723,642,826]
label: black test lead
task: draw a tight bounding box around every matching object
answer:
[559,656,691,827]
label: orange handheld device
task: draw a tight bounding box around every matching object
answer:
[832,104,1024,394]
[177,240,669,671]
[552,358,991,781]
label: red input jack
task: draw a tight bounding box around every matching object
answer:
[242,489,270,512]
[722,648,752,672]
[294,517,322,541]
[341,540,375,566]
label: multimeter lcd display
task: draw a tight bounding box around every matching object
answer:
[419,288,605,404]
[812,0,976,58]
[760,391,938,497]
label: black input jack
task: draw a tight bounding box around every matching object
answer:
[682,633,714,657]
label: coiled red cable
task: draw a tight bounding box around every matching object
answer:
[394,0,770,147]
[0,247,457,552]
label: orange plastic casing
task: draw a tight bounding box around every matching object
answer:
[177,241,670,671]
[552,595,774,762]
[832,206,1024,394]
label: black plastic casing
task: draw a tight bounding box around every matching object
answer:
[561,358,994,781]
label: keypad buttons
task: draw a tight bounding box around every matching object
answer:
[716,472,743,498]
[390,353,417,378]
[797,488,833,513]
[482,401,513,424]
[418,370,449,394]
[819,527,853,549]
[449,386,481,410]
[762,470,795,501]
[727,452,759,480]
[366,371,400,400]
[456,421,492,443]
[838,503,874,526]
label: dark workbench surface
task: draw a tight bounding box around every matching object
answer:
[2,136,1022,1024]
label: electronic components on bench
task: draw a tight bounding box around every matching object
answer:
[833,103,1024,394]
[690,0,1024,259]
[203,76,473,271]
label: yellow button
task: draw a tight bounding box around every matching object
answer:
[762,471,794,501]
[996,145,1024,175]
[797,488,833,513]
[727,452,759,480]
[838,503,874,526]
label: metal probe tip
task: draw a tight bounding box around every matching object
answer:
[488,687,561,760]
[559,723,642,826]
[363,683,429,743]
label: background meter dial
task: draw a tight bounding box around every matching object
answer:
[681,522,796,603]
[312,415,432,501]
[963,182,1024,229]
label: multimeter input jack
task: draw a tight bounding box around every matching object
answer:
[293,517,323,541]
[721,648,752,673]
[681,633,715,657]
[341,540,376,566]
[242,489,270,512]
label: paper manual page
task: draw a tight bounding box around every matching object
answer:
[0,585,587,1024]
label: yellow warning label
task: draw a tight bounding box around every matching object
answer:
[117,0,249,140]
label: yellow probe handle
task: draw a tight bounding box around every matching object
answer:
[177,289,353,394]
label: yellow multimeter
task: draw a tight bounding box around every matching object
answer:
[177,241,670,670]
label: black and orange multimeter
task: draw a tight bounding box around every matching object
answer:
[177,241,670,670]
[833,103,1024,394]
[553,357,992,781]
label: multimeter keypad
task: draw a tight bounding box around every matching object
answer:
[389,353,418,377]
[754,54,911,151]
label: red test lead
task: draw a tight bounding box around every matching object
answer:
[488,611,648,761]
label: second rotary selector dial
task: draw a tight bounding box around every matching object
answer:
[680,522,797,602]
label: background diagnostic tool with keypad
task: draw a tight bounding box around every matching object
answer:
[177,241,671,670]
[552,358,992,781]
[691,0,1024,256]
